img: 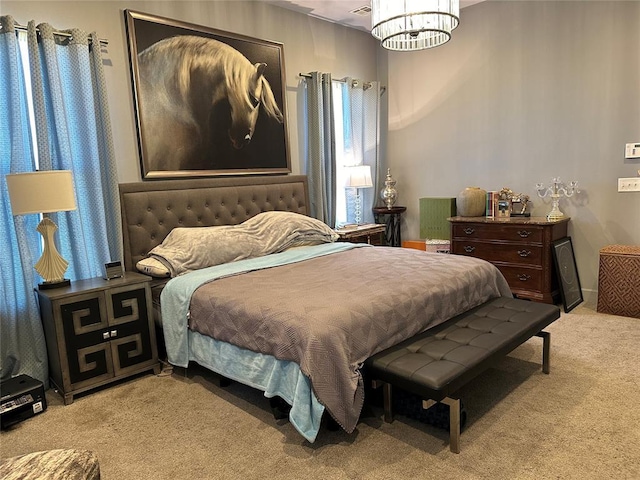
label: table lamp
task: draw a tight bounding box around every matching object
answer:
[345,165,373,224]
[6,170,77,289]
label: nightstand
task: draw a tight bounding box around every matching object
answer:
[373,206,406,247]
[37,272,160,404]
[335,223,386,245]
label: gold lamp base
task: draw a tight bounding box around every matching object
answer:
[35,217,70,289]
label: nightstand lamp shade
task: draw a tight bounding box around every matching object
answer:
[6,170,77,289]
[345,165,373,189]
[345,165,373,224]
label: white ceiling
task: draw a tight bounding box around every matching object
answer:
[259,1,486,32]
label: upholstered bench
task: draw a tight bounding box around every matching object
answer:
[365,297,560,453]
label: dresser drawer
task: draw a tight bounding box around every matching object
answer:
[451,241,543,266]
[496,265,544,292]
[452,223,544,243]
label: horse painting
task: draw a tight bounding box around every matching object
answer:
[136,35,284,172]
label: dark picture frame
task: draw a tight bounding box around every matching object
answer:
[551,237,583,313]
[124,10,291,179]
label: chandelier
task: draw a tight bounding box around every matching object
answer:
[371,0,460,51]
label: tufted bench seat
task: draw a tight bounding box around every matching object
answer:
[365,297,560,453]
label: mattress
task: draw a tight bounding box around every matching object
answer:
[160,243,512,439]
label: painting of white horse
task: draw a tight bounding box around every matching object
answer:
[125,10,290,177]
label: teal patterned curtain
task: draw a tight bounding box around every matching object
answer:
[0,16,47,385]
[305,73,381,227]
[304,72,337,227]
[27,21,121,280]
[0,15,120,385]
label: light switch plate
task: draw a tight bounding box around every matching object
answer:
[625,143,640,159]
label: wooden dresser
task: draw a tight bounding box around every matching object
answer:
[449,216,570,304]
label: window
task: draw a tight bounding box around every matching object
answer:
[332,79,378,226]
[16,31,39,167]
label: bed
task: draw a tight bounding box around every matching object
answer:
[119,175,512,442]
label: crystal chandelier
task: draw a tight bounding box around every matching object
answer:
[371,0,460,51]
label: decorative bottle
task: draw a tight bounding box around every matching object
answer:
[380,169,398,209]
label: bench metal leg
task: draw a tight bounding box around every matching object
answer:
[371,380,394,422]
[382,382,393,422]
[441,397,461,454]
[373,380,460,452]
[536,331,551,374]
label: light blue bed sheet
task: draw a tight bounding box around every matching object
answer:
[187,329,324,442]
[160,242,367,442]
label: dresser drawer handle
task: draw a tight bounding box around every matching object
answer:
[518,249,532,257]
[517,274,531,282]
[517,230,532,238]
[463,227,475,235]
[463,245,476,253]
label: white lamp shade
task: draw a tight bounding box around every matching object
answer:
[371,0,460,51]
[6,170,77,215]
[345,165,373,189]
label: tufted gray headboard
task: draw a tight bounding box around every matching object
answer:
[119,175,309,272]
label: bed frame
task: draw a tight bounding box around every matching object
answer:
[118,175,538,446]
[119,175,309,273]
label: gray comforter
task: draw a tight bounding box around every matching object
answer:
[188,246,512,433]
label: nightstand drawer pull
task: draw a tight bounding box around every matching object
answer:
[463,227,475,235]
[463,245,476,253]
[110,330,117,338]
[517,230,532,238]
[102,332,110,340]
[518,249,532,257]
[517,274,531,282]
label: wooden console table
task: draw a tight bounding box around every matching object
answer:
[449,216,570,304]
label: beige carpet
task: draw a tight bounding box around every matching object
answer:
[1,305,639,479]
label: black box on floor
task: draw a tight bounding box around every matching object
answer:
[1,374,47,429]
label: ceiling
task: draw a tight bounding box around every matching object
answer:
[259,1,486,32]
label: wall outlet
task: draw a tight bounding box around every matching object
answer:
[618,177,640,192]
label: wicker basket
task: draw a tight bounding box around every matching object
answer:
[597,245,640,318]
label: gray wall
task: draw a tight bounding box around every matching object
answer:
[5,1,639,304]
[4,0,380,181]
[386,1,640,304]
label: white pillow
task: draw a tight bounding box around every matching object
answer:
[136,257,171,278]
[144,211,338,277]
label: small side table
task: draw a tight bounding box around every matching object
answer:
[335,223,386,245]
[373,206,406,247]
